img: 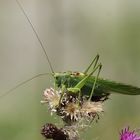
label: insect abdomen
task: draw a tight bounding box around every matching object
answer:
[71,76,140,96]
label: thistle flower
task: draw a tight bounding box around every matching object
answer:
[62,125,79,140]
[120,127,140,140]
[41,123,68,140]
[41,88,61,113]
[41,123,79,140]
[41,88,104,125]
[58,94,81,124]
[80,101,103,121]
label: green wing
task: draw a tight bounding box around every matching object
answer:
[96,78,140,95]
[69,75,140,96]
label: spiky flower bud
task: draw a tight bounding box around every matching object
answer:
[120,127,140,140]
[41,123,68,140]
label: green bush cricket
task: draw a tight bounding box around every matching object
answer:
[2,1,140,140]
[1,0,140,102]
[53,54,140,102]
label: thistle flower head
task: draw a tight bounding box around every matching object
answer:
[120,127,140,140]
[41,123,68,140]
[61,102,80,121]
[41,88,60,112]
[80,101,103,121]
[58,94,81,123]
[62,125,79,140]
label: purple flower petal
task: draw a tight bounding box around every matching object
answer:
[120,127,140,140]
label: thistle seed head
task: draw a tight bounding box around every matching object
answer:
[41,88,61,113]
[41,123,80,140]
[41,88,104,126]
[41,123,68,140]
[62,125,79,140]
[81,101,103,113]
[55,94,82,124]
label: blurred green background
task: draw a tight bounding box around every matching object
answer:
[0,0,140,140]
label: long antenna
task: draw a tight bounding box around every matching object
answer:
[16,0,54,73]
[0,73,51,99]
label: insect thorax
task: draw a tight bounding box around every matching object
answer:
[54,71,85,88]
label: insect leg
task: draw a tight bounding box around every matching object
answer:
[59,84,66,105]
[88,64,102,101]
[68,64,101,93]
[84,54,99,74]
[58,77,71,104]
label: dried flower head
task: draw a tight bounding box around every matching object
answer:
[61,102,80,121]
[58,94,82,124]
[81,101,103,121]
[41,88,61,112]
[41,123,80,140]
[41,88,104,125]
[41,123,68,140]
[62,125,79,140]
[120,127,140,140]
